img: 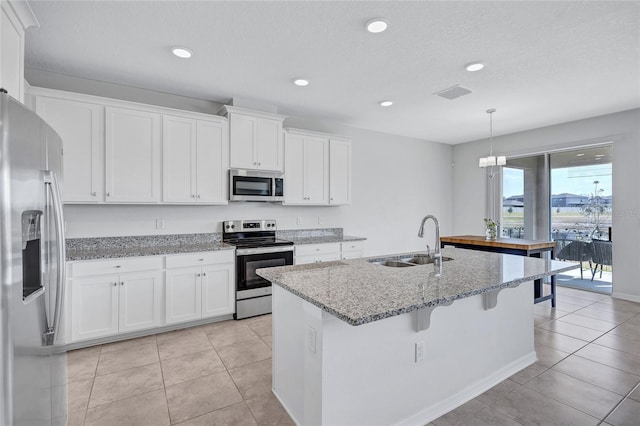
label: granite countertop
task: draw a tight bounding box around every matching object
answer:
[277,228,365,245]
[66,234,233,261]
[285,235,366,245]
[256,247,579,326]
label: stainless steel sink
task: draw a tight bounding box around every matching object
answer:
[401,255,454,265]
[375,260,416,268]
[370,255,454,267]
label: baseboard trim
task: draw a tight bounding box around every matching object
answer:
[272,388,301,426]
[611,292,640,304]
[397,351,537,426]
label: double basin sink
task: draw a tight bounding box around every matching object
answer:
[370,254,453,268]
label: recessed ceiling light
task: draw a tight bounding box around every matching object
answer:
[366,18,389,33]
[379,100,393,107]
[465,62,484,72]
[576,153,585,157]
[595,154,605,157]
[294,79,309,87]
[172,47,192,59]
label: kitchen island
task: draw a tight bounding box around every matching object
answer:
[257,248,578,426]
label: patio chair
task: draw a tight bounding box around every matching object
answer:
[590,240,612,281]
[554,239,593,280]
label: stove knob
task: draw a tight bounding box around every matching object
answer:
[231,224,235,229]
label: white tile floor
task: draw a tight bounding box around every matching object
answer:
[67,286,640,425]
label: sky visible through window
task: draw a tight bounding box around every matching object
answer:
[503,164,612,198]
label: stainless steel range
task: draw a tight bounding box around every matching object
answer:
[223,220,294,319]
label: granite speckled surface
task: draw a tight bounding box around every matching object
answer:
[256,247,580,326]
[66,233,233,261]
[278,228,366,245]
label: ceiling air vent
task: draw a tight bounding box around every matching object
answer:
[434,85,472,100]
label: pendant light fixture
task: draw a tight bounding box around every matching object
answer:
[478,109,506,168]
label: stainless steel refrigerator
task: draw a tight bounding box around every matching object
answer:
[0,91,67,425]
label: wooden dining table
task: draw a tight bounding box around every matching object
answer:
[440,235,558,307]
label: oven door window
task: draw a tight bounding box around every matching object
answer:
[237,251,293,290]
[233,177,272,196]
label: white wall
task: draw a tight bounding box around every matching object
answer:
[452,109,640,301]
[38,73,453,257]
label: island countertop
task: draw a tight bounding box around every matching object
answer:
[256,247,578,326]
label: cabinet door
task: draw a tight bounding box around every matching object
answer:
[329,139,352,205]
[105,107,161,203]
[165,267,202,324]
[256,118,283,171]
[119,271,163,333]
[201,263,235,318]
[283,133,306,204]
[1,4,24,102]
[304,136,329,204]
[163,115,196,203]
[35,97,103,203]
[229,113,256,169]
[196,120,228,204]
[71,275,119,341]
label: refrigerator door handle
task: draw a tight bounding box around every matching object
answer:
[43,170,66,346]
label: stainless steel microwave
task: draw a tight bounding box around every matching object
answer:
[229,169,284,202]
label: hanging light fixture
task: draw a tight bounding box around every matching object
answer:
[478,108,506,168]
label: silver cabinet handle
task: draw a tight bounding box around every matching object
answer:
[92,192,97,196]
[120,282,124,286]
[113,282,118,287]
[192,194,196,198]
[198,258,204,261]
[197,195,201,198]
[115,265,121,268]
[106,192,111,197]
[330,198,334,201]
[258,162,261,166]
[197,273,201,277]
[202,273,207,277]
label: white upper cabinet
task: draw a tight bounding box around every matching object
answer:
[105,106,161,203]
[284,128,350,206]
[329,138,352,205]
[196,119,228,203]
[35,96,103,203]
[1,1,37,103]
[162,115,228,204]
[222,106,286,172]
[284,131,329,205]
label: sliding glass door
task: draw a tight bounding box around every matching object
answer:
[499,145,613,294]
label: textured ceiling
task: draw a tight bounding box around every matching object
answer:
[24,1,640,144]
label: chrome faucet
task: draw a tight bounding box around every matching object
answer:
[418,215,441,264]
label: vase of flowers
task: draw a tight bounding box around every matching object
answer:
[484,218,499,240]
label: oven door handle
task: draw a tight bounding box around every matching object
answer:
[235,246,294,256]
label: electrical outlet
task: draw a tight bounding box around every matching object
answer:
[307,326,317,354]
[155,219,164,230]
[415,341,426,363]
[297,216,303,225]
[318,216,324,225]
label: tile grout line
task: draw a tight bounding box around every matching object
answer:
[598,381,640,425]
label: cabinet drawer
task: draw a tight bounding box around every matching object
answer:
[295,253,342,265]
[295,243,341,257]
[70,256,163,278]
[165,250,234,268]
[341,241,365,253]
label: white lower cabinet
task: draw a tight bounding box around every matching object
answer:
[67,250,234,343]
[165,251,235,325]
[295,241,365,265]
[70,268,162,341]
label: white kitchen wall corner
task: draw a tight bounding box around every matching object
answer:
[1,0,38,103]
[219,105,286,172]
